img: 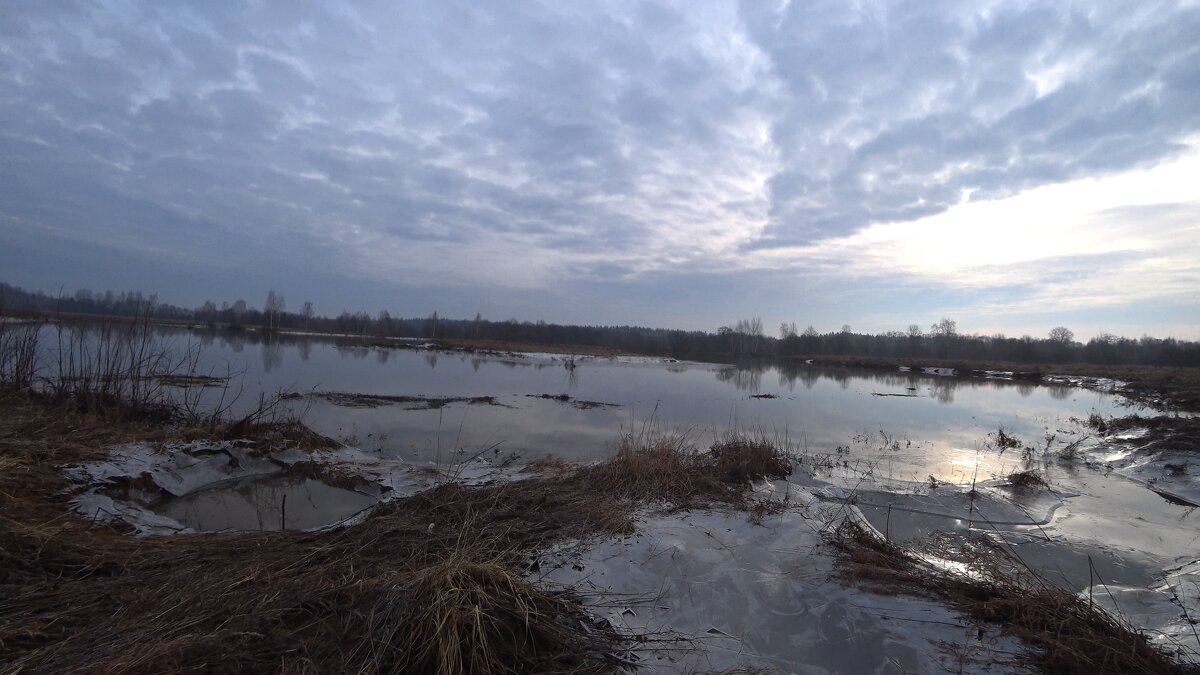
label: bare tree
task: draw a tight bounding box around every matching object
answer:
[929,317,957,337]
[1048,326,1074,343]
[264,291,285,331]
[907,324,922,338]
[732,317,764,355]
[301,301,314,330]
[231,299,247,326]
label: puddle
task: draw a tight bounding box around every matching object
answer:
[154,476,377,532]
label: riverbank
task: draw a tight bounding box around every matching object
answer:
[7,309,1195,411]
[794,355,1200,412]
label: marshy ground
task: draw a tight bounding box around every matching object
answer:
[2,319,1199,673]
[3,390,1199,673]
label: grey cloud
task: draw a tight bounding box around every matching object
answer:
[741,0,1200,247]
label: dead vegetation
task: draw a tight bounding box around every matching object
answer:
[523,455,573,474]
[830,520,1198,674]
[576,429,793,507]
[1087,414,1200,455]
[286,391,504,410]
[1006,469,1048,488]
[993,427,1022,450]
[526,393,621,410]
[710,433,794,485]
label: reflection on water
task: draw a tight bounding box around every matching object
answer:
[62,324,1140,483]
[155,476,376,532]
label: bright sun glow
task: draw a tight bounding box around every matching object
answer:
[757,140,1200,299]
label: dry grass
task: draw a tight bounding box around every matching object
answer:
[523,455,574,474]
[993,428,1022,450]
[1087,414,1200,463]
[830,520,1198,674]
[577,429,793,507]
[710,433,793,485]
[394,540,606,675]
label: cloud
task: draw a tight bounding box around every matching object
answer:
[0,0,1197,337]
[739,0,1200,246]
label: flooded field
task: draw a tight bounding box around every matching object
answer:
[36,324,1200,668]
[163,327,1133,477]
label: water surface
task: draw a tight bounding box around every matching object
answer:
[150,327,1134,485]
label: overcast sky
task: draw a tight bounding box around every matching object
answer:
[2,1,1197,339]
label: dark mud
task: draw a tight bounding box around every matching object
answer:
[289,391,509,410]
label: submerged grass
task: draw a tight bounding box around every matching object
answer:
[830,520,1198,674]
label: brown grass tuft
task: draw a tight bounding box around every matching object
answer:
[1006,469,1048,488]
[710,433,793,484]
[578,429,793,506]
[395,547,610,675]
[523,455,573,474]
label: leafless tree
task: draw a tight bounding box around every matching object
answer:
[732,317,764,355]
[230,299,247,326]
[264,291,285,331]
[301,301,314,330]
[929,317,957,337]
[1048,326,1074,343]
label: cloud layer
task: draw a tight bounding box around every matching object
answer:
[1,1,1197,337]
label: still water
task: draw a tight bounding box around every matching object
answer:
[157,476,376,532]
[153,327,1135,485]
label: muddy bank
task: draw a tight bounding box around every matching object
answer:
[284,391,508,410]
[526,393,621,410]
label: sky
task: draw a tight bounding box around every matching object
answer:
[1,1,1197,340]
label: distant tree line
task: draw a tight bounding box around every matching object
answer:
[1,281,1197,368]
